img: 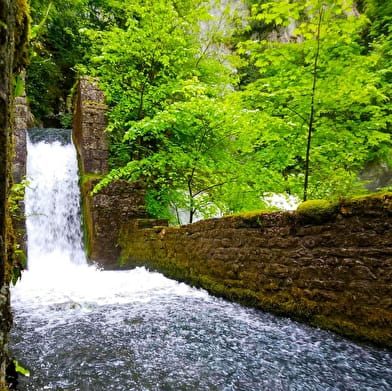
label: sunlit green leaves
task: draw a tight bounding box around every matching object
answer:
[91,0,391,220]
[238,0,392,200]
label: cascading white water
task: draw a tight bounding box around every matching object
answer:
[13,132,204,312]
[10,132,392,391]
[25,135,86,268]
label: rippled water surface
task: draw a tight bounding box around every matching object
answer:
[11,267,392,391]
[10,133,392,390]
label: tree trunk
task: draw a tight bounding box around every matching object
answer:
[303,5,324,202]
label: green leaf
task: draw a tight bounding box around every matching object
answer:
[14,75,24,97]
[13,360,30,377]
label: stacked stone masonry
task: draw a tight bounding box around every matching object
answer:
[73,77,392,347]
[13,93,28,184]
[12,76,30,260]
[73,76,109,175]
[119,194,392,348]
[82,178,148,267]
[73,77,150,268]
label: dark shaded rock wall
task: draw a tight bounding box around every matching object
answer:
[13,75,29,184]
[119,193,392,348]
[73,77,150,267]
[0,0,29,388]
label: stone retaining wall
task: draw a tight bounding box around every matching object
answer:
[119,194,392,348]
[12,74,31,262]
[81,178,148,267]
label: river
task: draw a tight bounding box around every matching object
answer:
[10,130,392,390]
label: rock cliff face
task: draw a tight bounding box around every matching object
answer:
[0,0,29,388]
[119,194,392,348]
[73,77,149,267]
[13,74,30,184]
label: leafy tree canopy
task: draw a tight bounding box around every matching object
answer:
[25,0,392,222]
[238,0,391,200]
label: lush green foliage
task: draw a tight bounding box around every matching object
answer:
[84,0,253,222]
[26,0,392,223]
[8,181,28,285]
[26,0,121,123]
[238,0,391,200]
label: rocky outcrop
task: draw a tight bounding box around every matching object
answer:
[12,74,31,264]
[73,77,150,267]
[119,193,392,348]
[13,73,31,184]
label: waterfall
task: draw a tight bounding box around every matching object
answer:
[10,131,392,391]
[25,130,86,270]
[12,130,199,310]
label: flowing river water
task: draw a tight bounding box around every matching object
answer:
[10,131,392,390]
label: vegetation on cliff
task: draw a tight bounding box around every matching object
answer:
[26,0,392,223]
[0,0,30,388]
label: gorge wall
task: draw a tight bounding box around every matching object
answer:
[119,195,392,348]
[0,0,29,388]
[12,74,30,262]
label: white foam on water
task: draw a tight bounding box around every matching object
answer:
[10,132,392,391]
[12,135,207,320]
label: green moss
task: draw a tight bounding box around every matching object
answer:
[224,209,272,218]
[296,199,339,223]
[80,177,97,260]
[13,0,30,72]
[80,173,104,186]
[312,315,392,349]
[343,192,392,206]
[82,100,107,107]
[78,175,106,260]
[348,191,392,201]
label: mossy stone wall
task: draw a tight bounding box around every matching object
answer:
[12,73,30,264]
[81,177,149,267]
[73,76,109,175]
[119,193,392,348]
[73,77,150,267]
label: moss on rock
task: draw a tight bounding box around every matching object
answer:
[296,199,339,223]
[0,0,30,388]
[13,0,30,72]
